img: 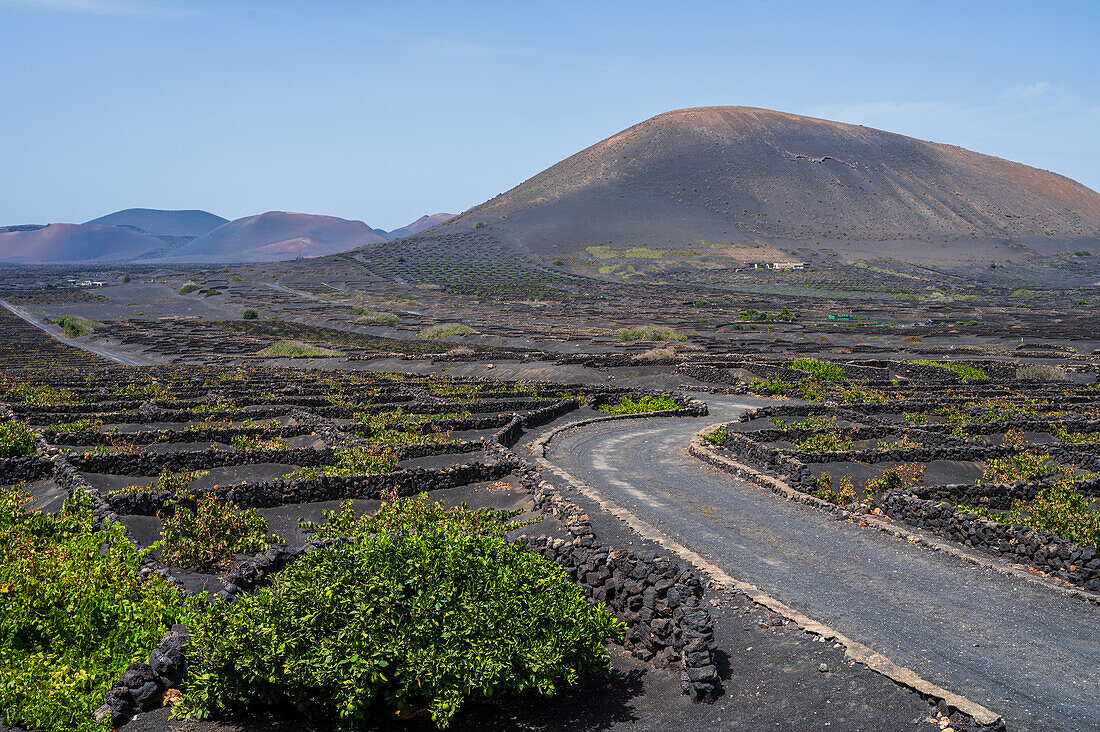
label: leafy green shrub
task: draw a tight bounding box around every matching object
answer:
[794,431,852,453]
[0,419,37,458]
[3,383,78,405]
[159,494,281,570]
[597,394,679,414]
[618,326,686,342]
[419,324,476,339]
[52,315,103,338]
[840,384,890,404]
[748,377,790,397]
[737,308,795,322]
[111,467,209,496]
[0,486,195,732]
[864,464,925,497]
[284,445,398,479]
[1073,250,1091,257]
[242,309,258,320]
[179,500,622,728]
[1051,425,1100,444]
[876,435,921,450]
[956,480,1100,548]
[796,380,825,401]
[258,341,342,358]
[352,308,399,324]
[229,434,287,451]
[230,276,243,281]
[48,417,105,433]
[911,360,988,382]
[790,358,845,382]
[813,473,856,505]
[979,450,1056,484]
[771,413,835,429]
[473,220,486,228]
[179,284,200,295]
[1008,481,1100,547]
[703,428,728,446]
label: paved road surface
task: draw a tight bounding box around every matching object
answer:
[545,396,1100,732]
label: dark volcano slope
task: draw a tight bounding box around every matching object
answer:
[448,106,1100,258]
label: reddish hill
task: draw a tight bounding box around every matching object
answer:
[84,208,228,238]
[0,223,163,263]
[163,212,386,262]
[385,213,455,240]
[449,106,1100,259]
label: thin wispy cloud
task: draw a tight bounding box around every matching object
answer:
[0,0,186,17]
[1004,81,1053,100]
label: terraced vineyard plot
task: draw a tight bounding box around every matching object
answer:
[707,373,1100,592]
[2,364,723,731]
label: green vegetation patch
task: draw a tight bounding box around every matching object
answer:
[179,284,200,295]
[259,341,342,358]
[794,431,853,453]
[585,246,665,259]
[598,394,679,414]
[956,480,1100,548]
[352,308,399,324]
[790,357,846,382]
[0,419,37,459]
[159,494,281,571]
[52,315,104,339]
[910,360,988,382]
[618,325,686,342]
[0,486,194,732]
[178,494,622,728]
[284,445,399,480]
[419,323,476,339]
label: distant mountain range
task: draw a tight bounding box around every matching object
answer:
[0,208,455,263]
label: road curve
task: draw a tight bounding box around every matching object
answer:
[544,396,1100,732]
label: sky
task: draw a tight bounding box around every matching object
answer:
[1,0,1098,230]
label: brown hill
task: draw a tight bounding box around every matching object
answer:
[384,213,455,240]
[449,106,1100,261]
[164,212,386,262]
[0,223,163,263]
[84,208,228,238]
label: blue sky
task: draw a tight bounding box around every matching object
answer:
[1,0,1097,230]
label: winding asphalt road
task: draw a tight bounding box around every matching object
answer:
[545,396,1100,732]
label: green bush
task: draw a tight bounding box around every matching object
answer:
[179,499,622,728]
[419,324,476,339]
[242,309,258,320]
[0,419,37,458]
[911,360,988,382]
[179,284,200,295]
[957,480,1100,548]
[979,450,1056,484]
[790,358,845,382]
[52,315,103,338]
[864,463,925,497]
[258,341,342,358]
[159,494,281,571]
[703,428,728,446]
[352,309,399,324]
[618,326,686,342]
[284,445,398,479]
[794,431,852,453]
[597,394,679,414]
[0,486,195,732]
[748,377,790,397]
